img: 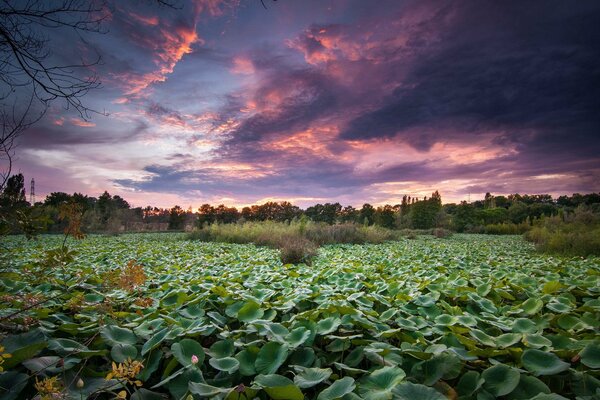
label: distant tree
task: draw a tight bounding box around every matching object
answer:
[452,201,477,232]
[197,204,216,226]
[340,205,358,223]
[214,204,239,224]
[409,193,442,229]
[168,205,185,230]
[44,192,72,207]
[508,201,529,224]
[375,205,396,228]
[359,203,375,226]
[0,173,27,209]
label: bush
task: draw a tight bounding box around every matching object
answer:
[278,235,317,265]
[525,207,600,256]
[433,228,452,238]
[483,222,530,235]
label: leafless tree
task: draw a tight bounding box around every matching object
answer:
[0,0,109,189]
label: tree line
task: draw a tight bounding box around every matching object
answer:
[1,173,599,235]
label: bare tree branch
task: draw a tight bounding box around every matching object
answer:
[0,0,110,189]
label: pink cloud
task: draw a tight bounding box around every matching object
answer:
[70,118,96,128]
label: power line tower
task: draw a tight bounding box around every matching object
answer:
[30,178,35,204]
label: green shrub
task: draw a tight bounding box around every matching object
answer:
[525,207,600,256]
[433,228,452,238]
[483,222,530,235]
[278,235,317,265]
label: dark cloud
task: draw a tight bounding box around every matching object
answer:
[20,120,148,149]
[340,1,600,153]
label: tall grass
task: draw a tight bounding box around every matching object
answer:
[525,207,600,256]
[187,221,401,264]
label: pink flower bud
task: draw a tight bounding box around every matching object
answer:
[191,355,199,365]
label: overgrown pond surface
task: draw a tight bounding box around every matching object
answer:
[0,233,599,399]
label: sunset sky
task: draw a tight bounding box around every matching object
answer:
[12,0,600,208]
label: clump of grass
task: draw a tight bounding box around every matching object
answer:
[432,228,452,238]
[525,207,600,256]
[187,221,400,264]
[482,222,530,235]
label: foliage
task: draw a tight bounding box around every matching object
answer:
[0,233,598,399]
[526,207,600,256]
[187,221,401,264]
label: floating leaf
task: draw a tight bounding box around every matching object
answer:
[579,342,600,368]
[255,342,289,374]
[111,344,138,363]
[209,356,240,373]
[171,338,204,367]
[238,300,265,322]
[481,364,520,396]
[317,377,356,400]
[254,374,304,400]
[521,349,570,376]
[392,382,446,400]
[101,325,137,346]
[293,367,332,389]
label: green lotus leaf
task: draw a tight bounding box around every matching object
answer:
[523,334,553,349]
[236,348,259,376]
[101,325,137,346]
[317,317,342,335]
[512,318,538,333]
[317,377,356,400]
[434,314,457,326]
[134,318,164,339]
[481,364,520,396]
[111,343,138,363]
[1,329,47,368]
[520,298,544,316]
[225,301,244,317]
[22,356,80,373]
[0,371,29,400]
[579,342,600,368]
[556,314,581,330]
[293,366,333,389]
[521,349,570,375]
[171,338,204,367]
[131,389,171,400]
[546,302,572,313]
[358,366,406,400]
[528,395,569,400]
[470,329,497,346]
[505,375,550,400]
[209,356,240,373]
[456,371,484,397]
[255,342,289,374]
[289,347,316,367]
[285,327,311,348]
[208,339,235,358]
[392,382,446,400]
[413,353,462,385]
[238,300,265,322]
[542,281,563,294]
[141,327,169,356]
[48,338,89,355]
[254,374,304,400]
[456,314,478,327]
[189,382,232,397]
[496,333,523,348]
[179,303,205,318]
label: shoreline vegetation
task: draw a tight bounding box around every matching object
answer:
[1,173,599,258]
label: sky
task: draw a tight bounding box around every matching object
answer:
[10,0,600,208]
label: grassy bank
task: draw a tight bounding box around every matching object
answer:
[187,221,403,264]
[525,207,600,256]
